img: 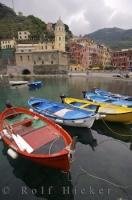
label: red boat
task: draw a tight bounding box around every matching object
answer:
[0,107,73,171]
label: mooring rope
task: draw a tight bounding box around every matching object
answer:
[100,118,132,137]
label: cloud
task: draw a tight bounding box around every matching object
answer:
[1,0,132,35]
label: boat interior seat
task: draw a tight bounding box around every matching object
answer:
[13,118,33,128]
[23,125,59,152]
[12,119,34,137]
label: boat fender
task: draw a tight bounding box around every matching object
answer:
[29,108,34,112]
[55,119,63,123]
[7,148,18,159]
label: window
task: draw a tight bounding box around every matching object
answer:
[51,61,53,64]
[20,56,23,61]
[27,55,30,61]
[52,46,54,49]
[59,37,61,41]
[42,60,44,64]
[21,50,24,52]
[45,46,47,49]
[34,61,36,65]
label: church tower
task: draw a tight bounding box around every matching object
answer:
[54,18,65,52]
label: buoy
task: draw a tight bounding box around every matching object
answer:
[7,148,18,159]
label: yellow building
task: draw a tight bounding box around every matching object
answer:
[18,31,30,40]
[15,18,68,74]
[54,18,65,52]
[0,38,16,49]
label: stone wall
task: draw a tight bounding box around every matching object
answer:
[16,52,33,67]
[34,65,68,74]
[13,50,69,75]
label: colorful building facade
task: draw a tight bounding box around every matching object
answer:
[112,49,132,70]
[67,37,111,71]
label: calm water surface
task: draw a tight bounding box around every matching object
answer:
[0,76,132,200]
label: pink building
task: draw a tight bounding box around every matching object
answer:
[67,42,83,65]
[67,38,111,70]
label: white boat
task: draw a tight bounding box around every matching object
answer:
[9,81,28,86]
[28,97,98,128]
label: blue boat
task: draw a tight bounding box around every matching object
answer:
[83,88,132,107]
[28,97,98,128]
[93,88,132,100]
[28,81,43,89]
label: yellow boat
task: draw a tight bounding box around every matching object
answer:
[62,97,132,124]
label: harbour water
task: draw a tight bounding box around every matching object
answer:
[0,76,132,200]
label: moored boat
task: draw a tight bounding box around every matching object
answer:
[9,81,28,86]
[83,88,132,108]
[63,97,132,124]
[92,88,132,101]
[0,107,73,171]
[28,81,43,89]
[28,97,99,128]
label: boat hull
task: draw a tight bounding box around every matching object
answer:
[85,90,132,108]
[28,97,97,128]
[3,141,70,171]
[64,97,132,124]
[102,112,132,124]
[0,107,72,171]
[9,81,28,86]
[28,81,43,89]
[52,115,96,128]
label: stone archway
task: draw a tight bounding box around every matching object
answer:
[22,69,31,75]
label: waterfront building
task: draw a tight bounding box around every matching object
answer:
[67,37,111,71]
[15,18,68,74]
[112,49,132,70]
[18,31,31,40]
[67,42,83,65]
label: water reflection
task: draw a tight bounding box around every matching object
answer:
[2,145,74,200]
[0,76,132,199]
[63,126,98,151]
[93,120,132,143]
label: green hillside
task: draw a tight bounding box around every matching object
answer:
[85,27,132,49]
[0,3,72,41]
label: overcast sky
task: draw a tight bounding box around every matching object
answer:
[1,0,132,35]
